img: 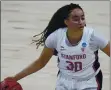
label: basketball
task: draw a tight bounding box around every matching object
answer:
[0,78,23,90]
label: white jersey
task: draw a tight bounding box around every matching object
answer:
[45,27,108,78]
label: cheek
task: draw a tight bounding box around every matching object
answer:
[81,20,86,25]
[67,21,78,27]
[68,20,86,27]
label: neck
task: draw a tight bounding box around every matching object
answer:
[67,28,83,39]
[67,28,83,44]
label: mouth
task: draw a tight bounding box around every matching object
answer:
[79,26,84,29]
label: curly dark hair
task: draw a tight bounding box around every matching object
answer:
[32,3,83,49]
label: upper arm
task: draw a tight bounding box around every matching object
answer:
[38,31,57,66]
[45,31,57,49]
[38,47,54,66]
[89,32,110,56]
[101,42,110,56]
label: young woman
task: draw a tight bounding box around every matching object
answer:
[2,3,110,90]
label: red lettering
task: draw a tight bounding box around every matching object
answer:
[66,61,74,71]
[66,61,82,72]
[83,54,86,59]
[75,62,82,72]
[61,54,86,60]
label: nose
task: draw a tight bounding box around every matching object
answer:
[78,19,83,24]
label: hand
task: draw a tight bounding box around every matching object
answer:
[0,77,23,90]
[3,77,17,81]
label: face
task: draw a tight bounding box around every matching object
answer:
[65,8,86,30]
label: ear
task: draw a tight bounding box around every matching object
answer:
[64,19,68,26]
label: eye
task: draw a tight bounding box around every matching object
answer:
[72,18,79,21]
[73,19,78,21]
[81,17,85,20]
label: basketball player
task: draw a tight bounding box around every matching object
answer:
[3,3,110,90]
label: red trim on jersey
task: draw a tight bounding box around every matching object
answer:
[96,78,100,90]
[92,65,100,90]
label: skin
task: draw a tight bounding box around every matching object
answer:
[101,42,110,56]
[64,8,86,44]
[64,8,110,56]
[6,8,110,81]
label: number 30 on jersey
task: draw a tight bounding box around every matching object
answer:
[66,61,82,72]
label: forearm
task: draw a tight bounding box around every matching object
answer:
[101,42,110,56]
[9,47,53,81]
[13,59,44,81]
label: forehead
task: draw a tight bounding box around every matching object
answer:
[69,8,84,17]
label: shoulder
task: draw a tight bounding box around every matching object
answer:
[84,26,94,34]
[45,27,67,49]
[83,27,94,40]
[48,27,67,39]
[55,27,67,34]
[46,27,67,40]
[49,27,67,36]
[87,27,109,50]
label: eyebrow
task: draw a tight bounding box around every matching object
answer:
[72,14,85,18]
